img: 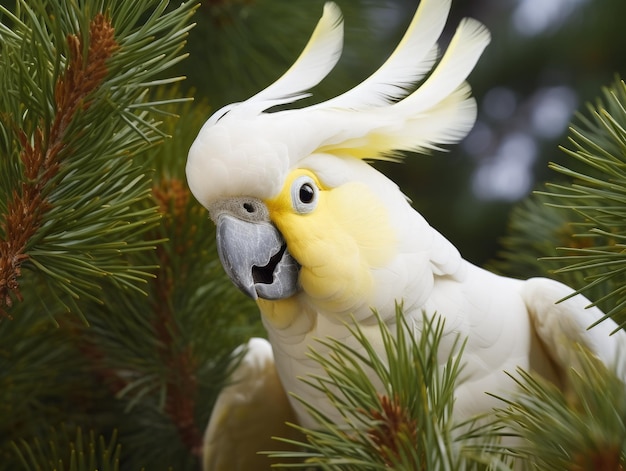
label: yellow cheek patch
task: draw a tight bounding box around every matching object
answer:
[265,169,396,315]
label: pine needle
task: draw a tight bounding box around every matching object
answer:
[269,307,510,470]
[0,0,197,318]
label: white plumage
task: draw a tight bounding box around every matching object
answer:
[202,338,299,471]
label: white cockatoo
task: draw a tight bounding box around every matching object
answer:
[187,0,626,469]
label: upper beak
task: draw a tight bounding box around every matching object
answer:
[215,213,300,300]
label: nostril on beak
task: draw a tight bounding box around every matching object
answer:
[208,197,270,224]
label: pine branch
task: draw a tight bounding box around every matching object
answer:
[493,77,626,330]
[489,193,611,306]
[0,85,263,470]
[268,308,626,470]
[494,347,626,470]
[0,12,118,311]
[539,77,626,329]
[13,426,121,471]
[34,92,263,470]
[270,307,511,470]
[0,0,197,318]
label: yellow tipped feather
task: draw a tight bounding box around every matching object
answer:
[395,18,491,114]
[313,17,490,161]
[316,0,451,109]
[240,2,343,112]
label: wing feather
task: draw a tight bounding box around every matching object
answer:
[203,338,299,470]
[522,278,626,373]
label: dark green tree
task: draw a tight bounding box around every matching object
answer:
[0,1,260,469]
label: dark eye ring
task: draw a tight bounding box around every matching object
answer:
[291,175,318,214]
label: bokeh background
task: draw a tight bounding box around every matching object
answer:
[177,0,626,265]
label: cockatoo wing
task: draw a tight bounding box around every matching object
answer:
[203,338,299,471]
[522,277,626,376]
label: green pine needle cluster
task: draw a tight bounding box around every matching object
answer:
[494,78,626,330]
[495,348,626,470]
[271,309,510,470]
[544,78,626,329]
[267,310,626,470]
[0,0,195,317]
[13,427,120,471]
[0,1,262,469]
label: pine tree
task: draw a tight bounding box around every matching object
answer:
[0,1,262,469]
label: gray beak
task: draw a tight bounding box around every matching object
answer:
[214,206,300,300]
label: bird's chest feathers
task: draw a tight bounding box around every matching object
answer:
[264,178,397,326]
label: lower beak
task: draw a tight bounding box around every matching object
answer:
[215,214,300,300]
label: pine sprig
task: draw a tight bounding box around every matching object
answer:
[539,78,626,329]
[489,193,613,306]
[0,10,120,311]
[494,347,626,470]
[271,308,509,470]
[13,426,121,471]
[47,91,263,470]
[494,78,626,329]
[0,0,196,318]
[0,85,261,470]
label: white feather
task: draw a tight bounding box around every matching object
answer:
[395,18,490,114]
[202,338,298,470]
[522,278,626,373]
[316,0,451,109]
[239,2,343,115]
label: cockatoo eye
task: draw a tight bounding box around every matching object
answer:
[291,175,318,214]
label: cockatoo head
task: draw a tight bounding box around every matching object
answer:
[187,0,490,326]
